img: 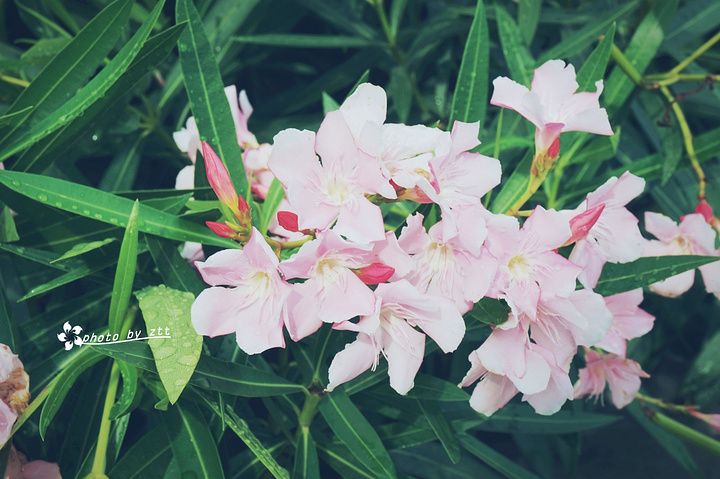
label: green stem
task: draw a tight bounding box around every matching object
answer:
[0,72,29,88]
[647,409,720,457]
[669,30,720,76]
[87,306,137,477]
[506,172,544,215]
[659,85,706,200]
[297,392,321,436]
[610,44,643,84]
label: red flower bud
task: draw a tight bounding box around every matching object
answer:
[565,204,605,246]
[355,263,395,284]
[206,221,236,239]
[202,141,239,213]
[694,200,714,223]
[277,211,299,232]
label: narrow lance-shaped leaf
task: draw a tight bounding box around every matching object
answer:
[108,424,173,479]
[163,401,226,479]
[594,255,720,296]
[0,169,238,249]
[92,341,305,397]
[108,201,140,334]
[0,0,132,146]
[318,390,397,478]
[0,0,168,163]
[176,0,248,197]
[136,285,202,404]
[109,361,139,420]
[495,5,535,87]
[38,350,104,439]
[417,399,461,464]
[458,434,541,479]
[449,0,490,128]
[293,427,320,479]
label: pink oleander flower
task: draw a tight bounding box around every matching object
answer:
[526,290,613,369]
[0,344,29,448]
[280,230,378,340]
[459,329,573,416]
[397,206,497,314]
[268,110,393,244]
[595,289,655,358]
[484,206,581,321]
[327,280,464,395]
[563,171,646,288]
[644,212,720,299]
[574,349,649,409]
[490,59,613,157]
[415,121,502,240]
[339,83,451,196]
[191,228,292,355]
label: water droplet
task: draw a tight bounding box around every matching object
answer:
[179,44,188,52]
[91,134,98,141]
[178,355,196,366]
[36,193,48,202]
[94,213,103,220]
[11,181,20,187]
[71,205,78,210]
[174,379,187,386]
[153,346,175,360]
[109,218,119,224]
[54,202,62,207]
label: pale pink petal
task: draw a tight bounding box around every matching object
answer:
[449,121,480,154]
[490,77,542,128]
[316,270,377,323]
[384,319,426,395]
[0,392,18,446]
[468,373,518,417]
[268,129,321,189]
[339,83,387,140]
[700,258,720,299]
[334,198,386,243]
[326,334,378,392]
[23,461,63,479]
[397,213,431,254]
[285,285,324,341]
[649,269,695,298]
[531,60,579,107]
[644,212,680,243]
[562,107,612,136]
[175,165,195,190]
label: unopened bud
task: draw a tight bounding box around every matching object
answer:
[277,211,299,232]
[206,221,237,239]
[565,204,605,246]
[695,201,714,223]
[202,141,239,214]
[355,263,395,284]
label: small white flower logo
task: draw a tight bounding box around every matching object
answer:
[57,322,83,350]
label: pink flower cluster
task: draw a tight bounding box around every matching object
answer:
[182,60,720,417]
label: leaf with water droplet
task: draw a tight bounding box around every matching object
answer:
[136,285,201,404]
[50,237,116,263]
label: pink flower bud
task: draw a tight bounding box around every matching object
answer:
[354,263,395,284]
[689,409,720,433]
[202,141,239,212]
[547,136,561,159]
[565,204,605,246]
[277,211,299,232]
[206,221,236,239]
[695,201,714,223]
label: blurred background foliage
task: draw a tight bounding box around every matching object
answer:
[0,0,719,477]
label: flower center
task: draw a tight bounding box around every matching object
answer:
[508,255,533,280]
[671,236,693,254]
[322,174,353,205]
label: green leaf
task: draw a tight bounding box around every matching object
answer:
[108,424,172,479]
[109,361,139,420]
[136,285,202,404]
[233,34,372,48]
[490,150,533,214]
[293,427,320,479]
[260,179,285,235]
[163,401,226,479]
[373,373,470,402]
[316,443,377,479]
[99,136,145,193]
[0,0,168,164]
[473,404,622,434]
[627,401,702,477]
[38,349,104,439]
[51,238,116,263]
[518,0,541,45]
[0,286,17,351]
[146,237,205,296]
[449,0,489,128]
[576,23,616,92]
[495,6,535,87]
[0,0,132,146]
[681,330,720,408]
[193,390,290,479]
[604,0,679,116]
[109,201,140,334]
[176,0,248,197]
[594,255,720,296]
[93,341,304,397]
[458,434,541,479]
[537,1,638,64]
[318,390,397,478]
[467,297,511,326]
[322,92,340,114]
[0,106,33,128]
[0,204,18,243]
[0,170,238,248]
[418,399,461,464]
[20,38,71,65]
[108,424,173,479]
[664,0,720,47]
